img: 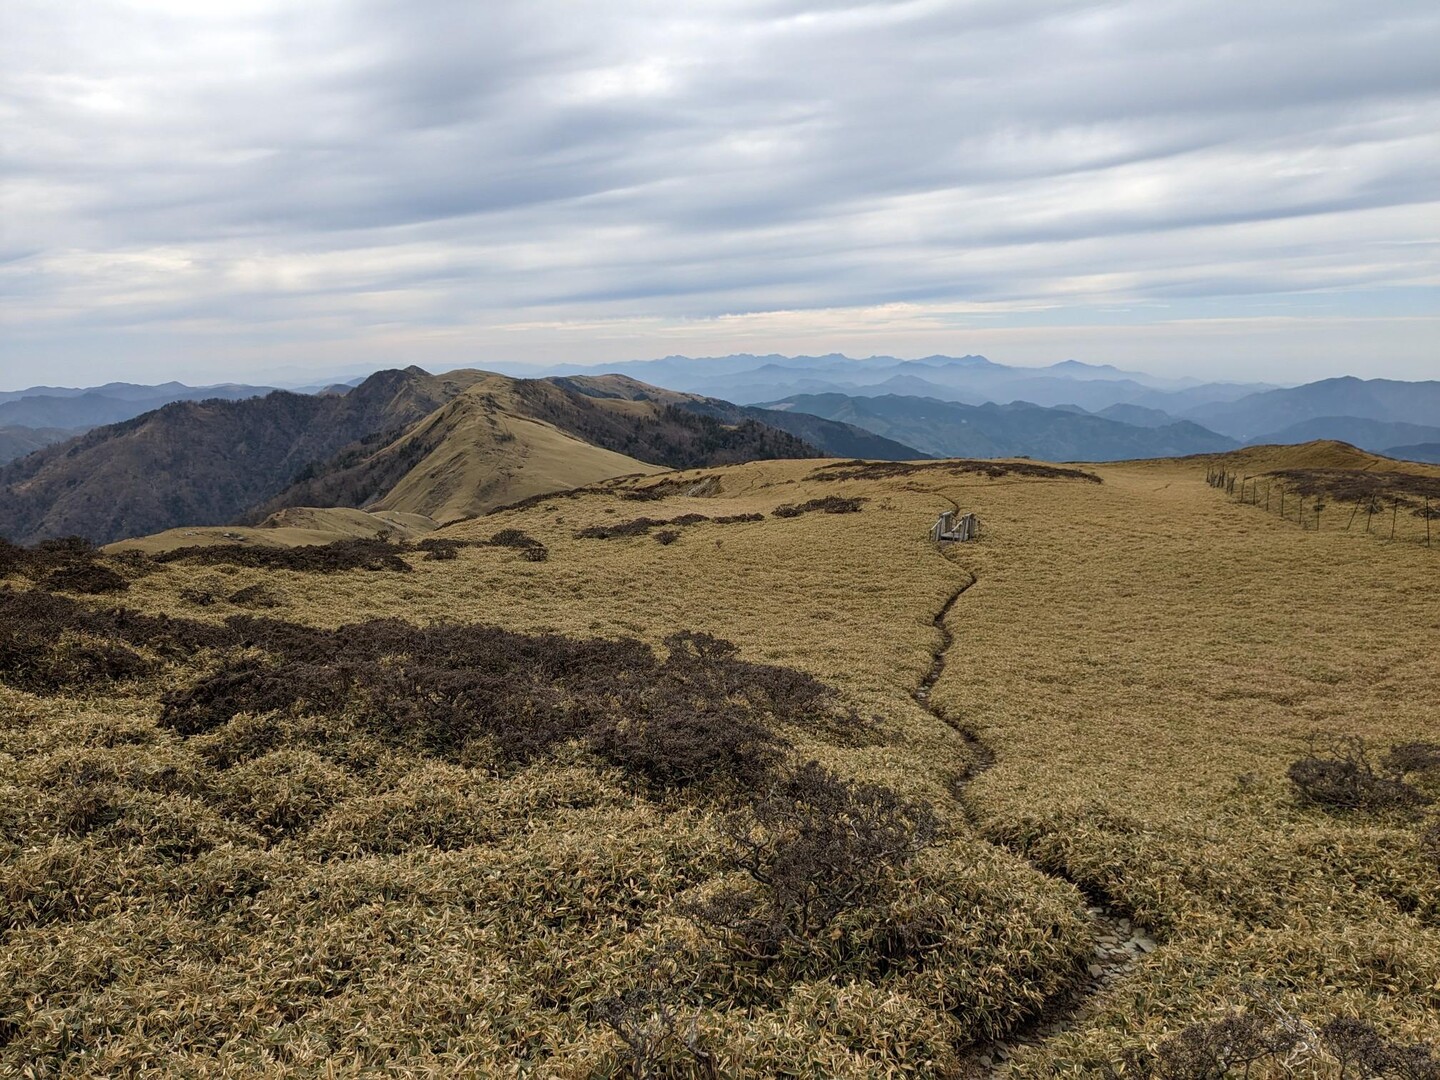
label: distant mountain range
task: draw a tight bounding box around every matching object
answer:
[504,355,1439,459]
[0,369,919,546]
[762,394,1239,461]
[507,353,1270,412]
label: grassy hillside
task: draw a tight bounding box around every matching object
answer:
[1,447,1435,1075]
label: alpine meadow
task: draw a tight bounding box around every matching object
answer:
[2,439,1437,1075]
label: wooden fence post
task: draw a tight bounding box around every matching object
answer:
[1391,499,1398,540]
[1427,497,1432,548]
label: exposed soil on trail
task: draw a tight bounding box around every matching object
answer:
[914,546,1156,1075]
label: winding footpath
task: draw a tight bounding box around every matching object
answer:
[913,547,1156,1074]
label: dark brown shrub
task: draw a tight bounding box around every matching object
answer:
[576,517,667,540]
[1385,1043,1440,1080]
[688,762,936,956]
[0,629,153,694]
[653,530,680,545]
[40,564,129,595]
[0,587,238,660]
[423,542,460,560]
[159,660,351,737]
[587,695,783,794]
[1,537,106,582]
[1289,735,1432,813]
[154,538,412,573]
[486,529,548,560]
[576,514,759,541]
[596,950,716,1079]
[1321,1017,1392,1078]
[487,529,539,549]
[226,584,280,608]
[1143,1010,1297,1080]
[179,587,218,606]
[1383,742,1440,778]
[809,459,1102,484]
[772,496,865,518]
[156,617,852,795]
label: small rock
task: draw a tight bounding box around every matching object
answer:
[1134,936,1157,953]
[1088,963,1104,977]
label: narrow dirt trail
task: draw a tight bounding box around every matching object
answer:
[913,545,1154,1074]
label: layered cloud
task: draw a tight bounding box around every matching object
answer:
[2,0,1437,385]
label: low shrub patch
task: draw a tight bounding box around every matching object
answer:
[0,628,153,694]
[772,496,865,518]
[577,513,762,541]
[156,622,840,796]
[1288,735,1435,813]
[576,517,668,540]
[227,584,281,607]
[687,761,936,960]
[154,538,413,573]
[809,459,1102,483]
[40,564,129,594]
[486,529,549,560]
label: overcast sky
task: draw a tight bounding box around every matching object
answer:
[2,0,1437,390]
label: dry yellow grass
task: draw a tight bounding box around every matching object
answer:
[4,447,1437,1076]
[369,380,664,523]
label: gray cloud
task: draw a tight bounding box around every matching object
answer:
[1,0,1437,387]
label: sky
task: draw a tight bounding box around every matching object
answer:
[2,0,1437,391]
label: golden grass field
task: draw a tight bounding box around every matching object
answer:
[3,445,1437,1076]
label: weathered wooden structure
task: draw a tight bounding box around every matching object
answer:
[931,510,979,543]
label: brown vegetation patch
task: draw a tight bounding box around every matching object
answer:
[226,583,282,608]
[0,536,98,578]
[622,474,724,501]
[157,622,839,796]
[1112,1008,1438,1079]
[687,761,936,962]
[485,528,549,560]
[772,496,865,518]
[1288,736,1437,814]
[1265,467,1440,511]
[0,588,235,694]
[809,458,1102,483]
[576,513,763,540]
[153,537,414,573]
[40,563,129,594]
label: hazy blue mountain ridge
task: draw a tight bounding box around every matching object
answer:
[763,393,1240,460]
